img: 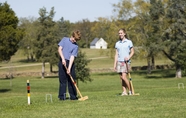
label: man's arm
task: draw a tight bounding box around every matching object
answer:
[58,46,66,66]
[67,55,75,74]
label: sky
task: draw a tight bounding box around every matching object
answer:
[1,0,121,23]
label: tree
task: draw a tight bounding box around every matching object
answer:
[91,17,117,47]
[56,17,71,38]
[18,17,38,61]
[161,0,186,78]
[91,17,119,58]
[0,2,24,61]
[144,0,165,73]
[113,0,134,20]
[75,49,92,86]
[34,7,58,78]
[72,19,93,48]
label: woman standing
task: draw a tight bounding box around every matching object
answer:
[114,28,134,96]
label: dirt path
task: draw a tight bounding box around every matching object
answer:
[0,63,48,69]
[0,57,108,69]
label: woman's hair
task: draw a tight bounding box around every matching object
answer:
[72,30,81,41]
[119,28,128,39]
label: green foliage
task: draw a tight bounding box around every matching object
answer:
[56,17,71,38]
[113,0,134,20]
[75,49,92,83]
[0,2,24,61]
[161,0,186,69]
[177,41,186,75]
[3,0,186,77]
[34,7,58,64]
[72,19,94,48]
[18,17,38,61]
[90,18,118,49]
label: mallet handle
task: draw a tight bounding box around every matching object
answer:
[125,61,135,95]
[64,65,83,98]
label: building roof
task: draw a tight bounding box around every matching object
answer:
[90,38,99,46]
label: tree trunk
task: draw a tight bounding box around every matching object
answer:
[27,49,30,61]
[31,53,34,61]
[175,64,182,78]
[27,55,29,61]
[41,62,45,79]
[151,56,155,70]
[50,63,52,72]
[147,58,151,74]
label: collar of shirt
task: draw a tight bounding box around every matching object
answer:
[119,40,127,43]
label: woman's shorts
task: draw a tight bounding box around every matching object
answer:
[117,61,130,73]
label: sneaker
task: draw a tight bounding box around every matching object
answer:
[128,91,132,95]
[59,98,65,101]
[70,97,78,100]
[121,92,128,96]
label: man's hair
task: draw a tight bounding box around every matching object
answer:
[72,30,81,41]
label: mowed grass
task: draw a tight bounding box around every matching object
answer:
[0,70,186,118]
[0,48,183,118]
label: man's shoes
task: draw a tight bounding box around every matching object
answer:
[70,97,78,100]
[59,98,65,101]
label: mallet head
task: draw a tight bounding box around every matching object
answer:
[78,96,88,101]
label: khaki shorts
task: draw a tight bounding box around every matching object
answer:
[117,61,130,73]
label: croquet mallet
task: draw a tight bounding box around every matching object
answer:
[64,65,88,101]
[125,61,140,96]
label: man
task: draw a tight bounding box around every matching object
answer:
[58,30,81,100]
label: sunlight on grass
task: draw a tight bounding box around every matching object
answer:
[0,72,186,118]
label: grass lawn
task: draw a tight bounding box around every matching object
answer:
[0,48,184,117]
[0,48,173,75]
[0,70,186,118]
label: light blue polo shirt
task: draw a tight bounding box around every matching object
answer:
[115,39,133,62]
[58,37,78,60]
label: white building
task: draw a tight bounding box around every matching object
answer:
[90,38,108,49]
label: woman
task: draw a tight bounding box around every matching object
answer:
[114,28,134,96]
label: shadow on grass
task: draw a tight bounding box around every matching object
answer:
[45,76,58,79]
[35,76,58,79]
[0,89,11,93]
[89,69,176,79]
[17,59,36,63]
[94,72,118,76]
[144,75,175,79]
[0,78,14,80]
[132,69,176,79]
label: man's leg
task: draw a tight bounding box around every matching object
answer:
[58,61,67,100]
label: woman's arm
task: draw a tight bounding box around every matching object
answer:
[114,49,118,71]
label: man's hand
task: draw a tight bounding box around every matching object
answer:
[67,68,70,74]
[62,59,66,66]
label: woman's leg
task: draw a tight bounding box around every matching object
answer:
[121,72,131,94]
